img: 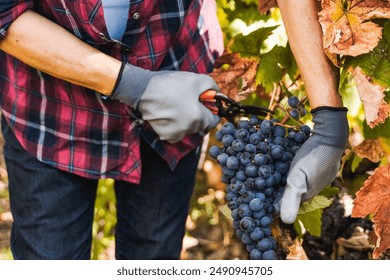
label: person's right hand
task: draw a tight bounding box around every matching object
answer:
[110,63,220,143]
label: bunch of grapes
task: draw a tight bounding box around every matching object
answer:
[208,97,310,260]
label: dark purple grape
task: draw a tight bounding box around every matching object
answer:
[288,96,300,108]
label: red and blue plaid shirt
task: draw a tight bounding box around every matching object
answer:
[0,0,223,184]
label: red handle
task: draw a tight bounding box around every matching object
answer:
[200,90,219,115]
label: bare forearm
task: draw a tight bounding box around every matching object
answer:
[277,0,343,108]
[0,10,121,95]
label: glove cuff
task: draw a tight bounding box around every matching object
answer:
[110,60,127,97]
[110,62,155,109]
[311,106,348,114]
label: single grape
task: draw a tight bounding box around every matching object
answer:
[273,125,286,138]
[222,134,235,147]
[238,203,253,218]
[241,232,253,245]
[209,145,220,159]
[249,117,259,126]
[235,128,250,142]
[217,153,228,166]
[260,120,274,135]
[262,250,277,260]
[235,170,247,182]
[254,154,267,166]
[289,108,300,119]
[254,177,266,190]
[215,130,223,141]
[249,133,261,145]
[252,209,266,219]
[288,96,300,108]
[249,197,264,211]
[250,227,265,241]
[245,164,258,178]
[257,238,273,251]
[240,216,256,232]
[221,122,235,135]
[270,145,284,159]
[294,131,307,144]
[226,156,239,170]
[250,248,263,260]
[245,143,256,154]
[237,120,250,129]
[258,165,272,179]
[260,216,272,227]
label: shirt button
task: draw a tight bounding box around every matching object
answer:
[133,12,140,20]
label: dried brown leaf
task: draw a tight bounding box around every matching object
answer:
[319,0,390,56]
[352,66,389,128]
[352,165,390,258]
[286,239,309,260]
[209,53,259,101]
[370,101,390,128]
[258,0,278,14]
[354,138,388,162]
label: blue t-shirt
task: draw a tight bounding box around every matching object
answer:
[101,0,129,40]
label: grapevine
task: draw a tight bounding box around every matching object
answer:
[209,96,310,260]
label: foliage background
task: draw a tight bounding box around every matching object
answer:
[0,0,389,259]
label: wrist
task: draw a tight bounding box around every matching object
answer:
[110,63,155,108]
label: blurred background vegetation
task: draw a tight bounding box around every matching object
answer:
[1,0,387,259]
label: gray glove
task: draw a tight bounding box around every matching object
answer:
[111,62,220,143]
[280,107,349,224]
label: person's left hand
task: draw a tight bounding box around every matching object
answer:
[279,107,349,224]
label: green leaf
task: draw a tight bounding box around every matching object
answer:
[346,20,390,88]
[318,186,340,197]
[363,113,390,139]
[298,195,332,215]
[230,26,278,57]
[256,45,290,92]
[351,154,363,173]
[296,209,323,237]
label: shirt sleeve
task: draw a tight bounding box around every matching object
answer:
[0,0,34,38]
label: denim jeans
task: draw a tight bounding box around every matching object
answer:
[2,117,200,259]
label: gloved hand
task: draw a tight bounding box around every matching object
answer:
[280,107,349,224]
[111,62,220,143]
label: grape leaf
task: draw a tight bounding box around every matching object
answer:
[298,195,332,215]
[352,165,390,258]
[318,0,390,57]
[209,53,259,100]
[351,154,363,172]
[295,209,323,237]
[230,26,278,57]
[257,0,277,14]
[363,113,390,139]
[352,66,389,128]
[346,21,390,88]
[256,45,291,92]
[353,138,388,162]
[319,186,340,197]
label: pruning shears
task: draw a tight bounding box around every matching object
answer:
[200,90,274,118]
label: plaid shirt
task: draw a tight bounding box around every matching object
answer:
[0,0,223,184]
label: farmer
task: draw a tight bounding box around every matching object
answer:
[277,0,349,224]
[0,0,222,259]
